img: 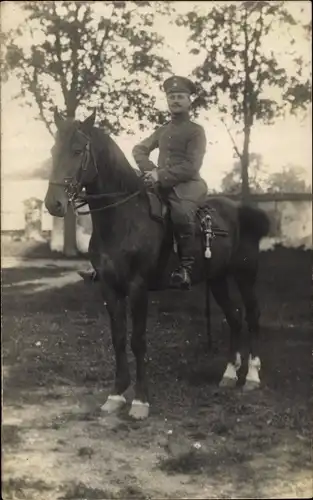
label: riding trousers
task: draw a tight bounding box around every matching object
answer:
[166,183,208,267]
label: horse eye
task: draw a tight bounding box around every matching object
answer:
[73,150,82,156]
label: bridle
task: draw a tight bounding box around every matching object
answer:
[49,129,140,216]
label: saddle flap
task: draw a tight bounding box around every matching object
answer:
[146,191,168,222]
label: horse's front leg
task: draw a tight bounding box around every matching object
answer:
[101,286,130,414]
[128,277,150,420]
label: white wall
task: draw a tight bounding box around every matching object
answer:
[1,179,311,252]
[258,199,312,251]
[2,180,49,230]
[1,179,92,253]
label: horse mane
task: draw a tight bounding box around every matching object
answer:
[90,126,145,194]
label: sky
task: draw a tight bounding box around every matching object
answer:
[1,1,312,190]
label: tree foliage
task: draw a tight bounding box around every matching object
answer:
[221,153,268,194]
[267,165,312,193]
[2,0,174,256]
[221,157,311,194]
[3,0,172,136]
[177,1,311,198]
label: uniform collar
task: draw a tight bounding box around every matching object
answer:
[170,112,190,124]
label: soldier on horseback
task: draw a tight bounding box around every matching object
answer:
[48,103,269,412]
[132,75,208,289]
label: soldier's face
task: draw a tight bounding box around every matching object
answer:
[167,92,191,114]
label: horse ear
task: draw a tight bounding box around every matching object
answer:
[54,107,64,130]
[81,109,96,134]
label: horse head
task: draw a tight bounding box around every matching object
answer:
[45,108,98,217]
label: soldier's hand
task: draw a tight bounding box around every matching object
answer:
[143,170,158,187]
[149,170,159,183]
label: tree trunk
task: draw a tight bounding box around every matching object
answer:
[241,124,251,201]
[63,204,77,257]
[50,216,64,253]
[62,102,78,257]
[241,5,253,203]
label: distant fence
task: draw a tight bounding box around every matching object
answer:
[1,181,312,252]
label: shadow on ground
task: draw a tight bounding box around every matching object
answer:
[2,246,312,499]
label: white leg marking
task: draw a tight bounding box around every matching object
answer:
[223,363,238,380]
[129,399,150,420]
[107,395,127,403]
[131,399,150,407]
[219,352,241,388]
[235,352,242,370]
[244,355,261,390]
[101,394,126,413]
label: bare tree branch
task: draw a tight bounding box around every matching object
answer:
[220,117,242,160]
[248,9,264,118]
[243,5,253,128]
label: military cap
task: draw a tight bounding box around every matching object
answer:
[163,75,197,95]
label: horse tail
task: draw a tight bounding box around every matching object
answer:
[238,204,270,242]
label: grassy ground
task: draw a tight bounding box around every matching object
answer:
[2,246,312,499]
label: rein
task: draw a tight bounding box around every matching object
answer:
[74,190,140,215]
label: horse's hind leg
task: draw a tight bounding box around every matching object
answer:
[205,279,213,351]
[101,286,130,414]
[234,267,262,391]
[210,275,243,388]
[129,277,150,420]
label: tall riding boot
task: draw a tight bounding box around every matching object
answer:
[170,224,196,290]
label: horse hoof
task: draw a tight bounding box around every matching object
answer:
[219,377,237,389]
[243,379,260,391]
[129,400,150,420]
[101,395,126,413]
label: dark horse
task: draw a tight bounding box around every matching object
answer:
[45,109,270,420]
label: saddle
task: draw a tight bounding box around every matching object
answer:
[78,190,229,284]
[146,190,228,259]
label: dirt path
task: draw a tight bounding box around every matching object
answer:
[2,248,312,499]
[3,386,311,500]
[1,256,89,269]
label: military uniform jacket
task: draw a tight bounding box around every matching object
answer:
[132,114,208,201]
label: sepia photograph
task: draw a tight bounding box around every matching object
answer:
[1,1,312,498]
